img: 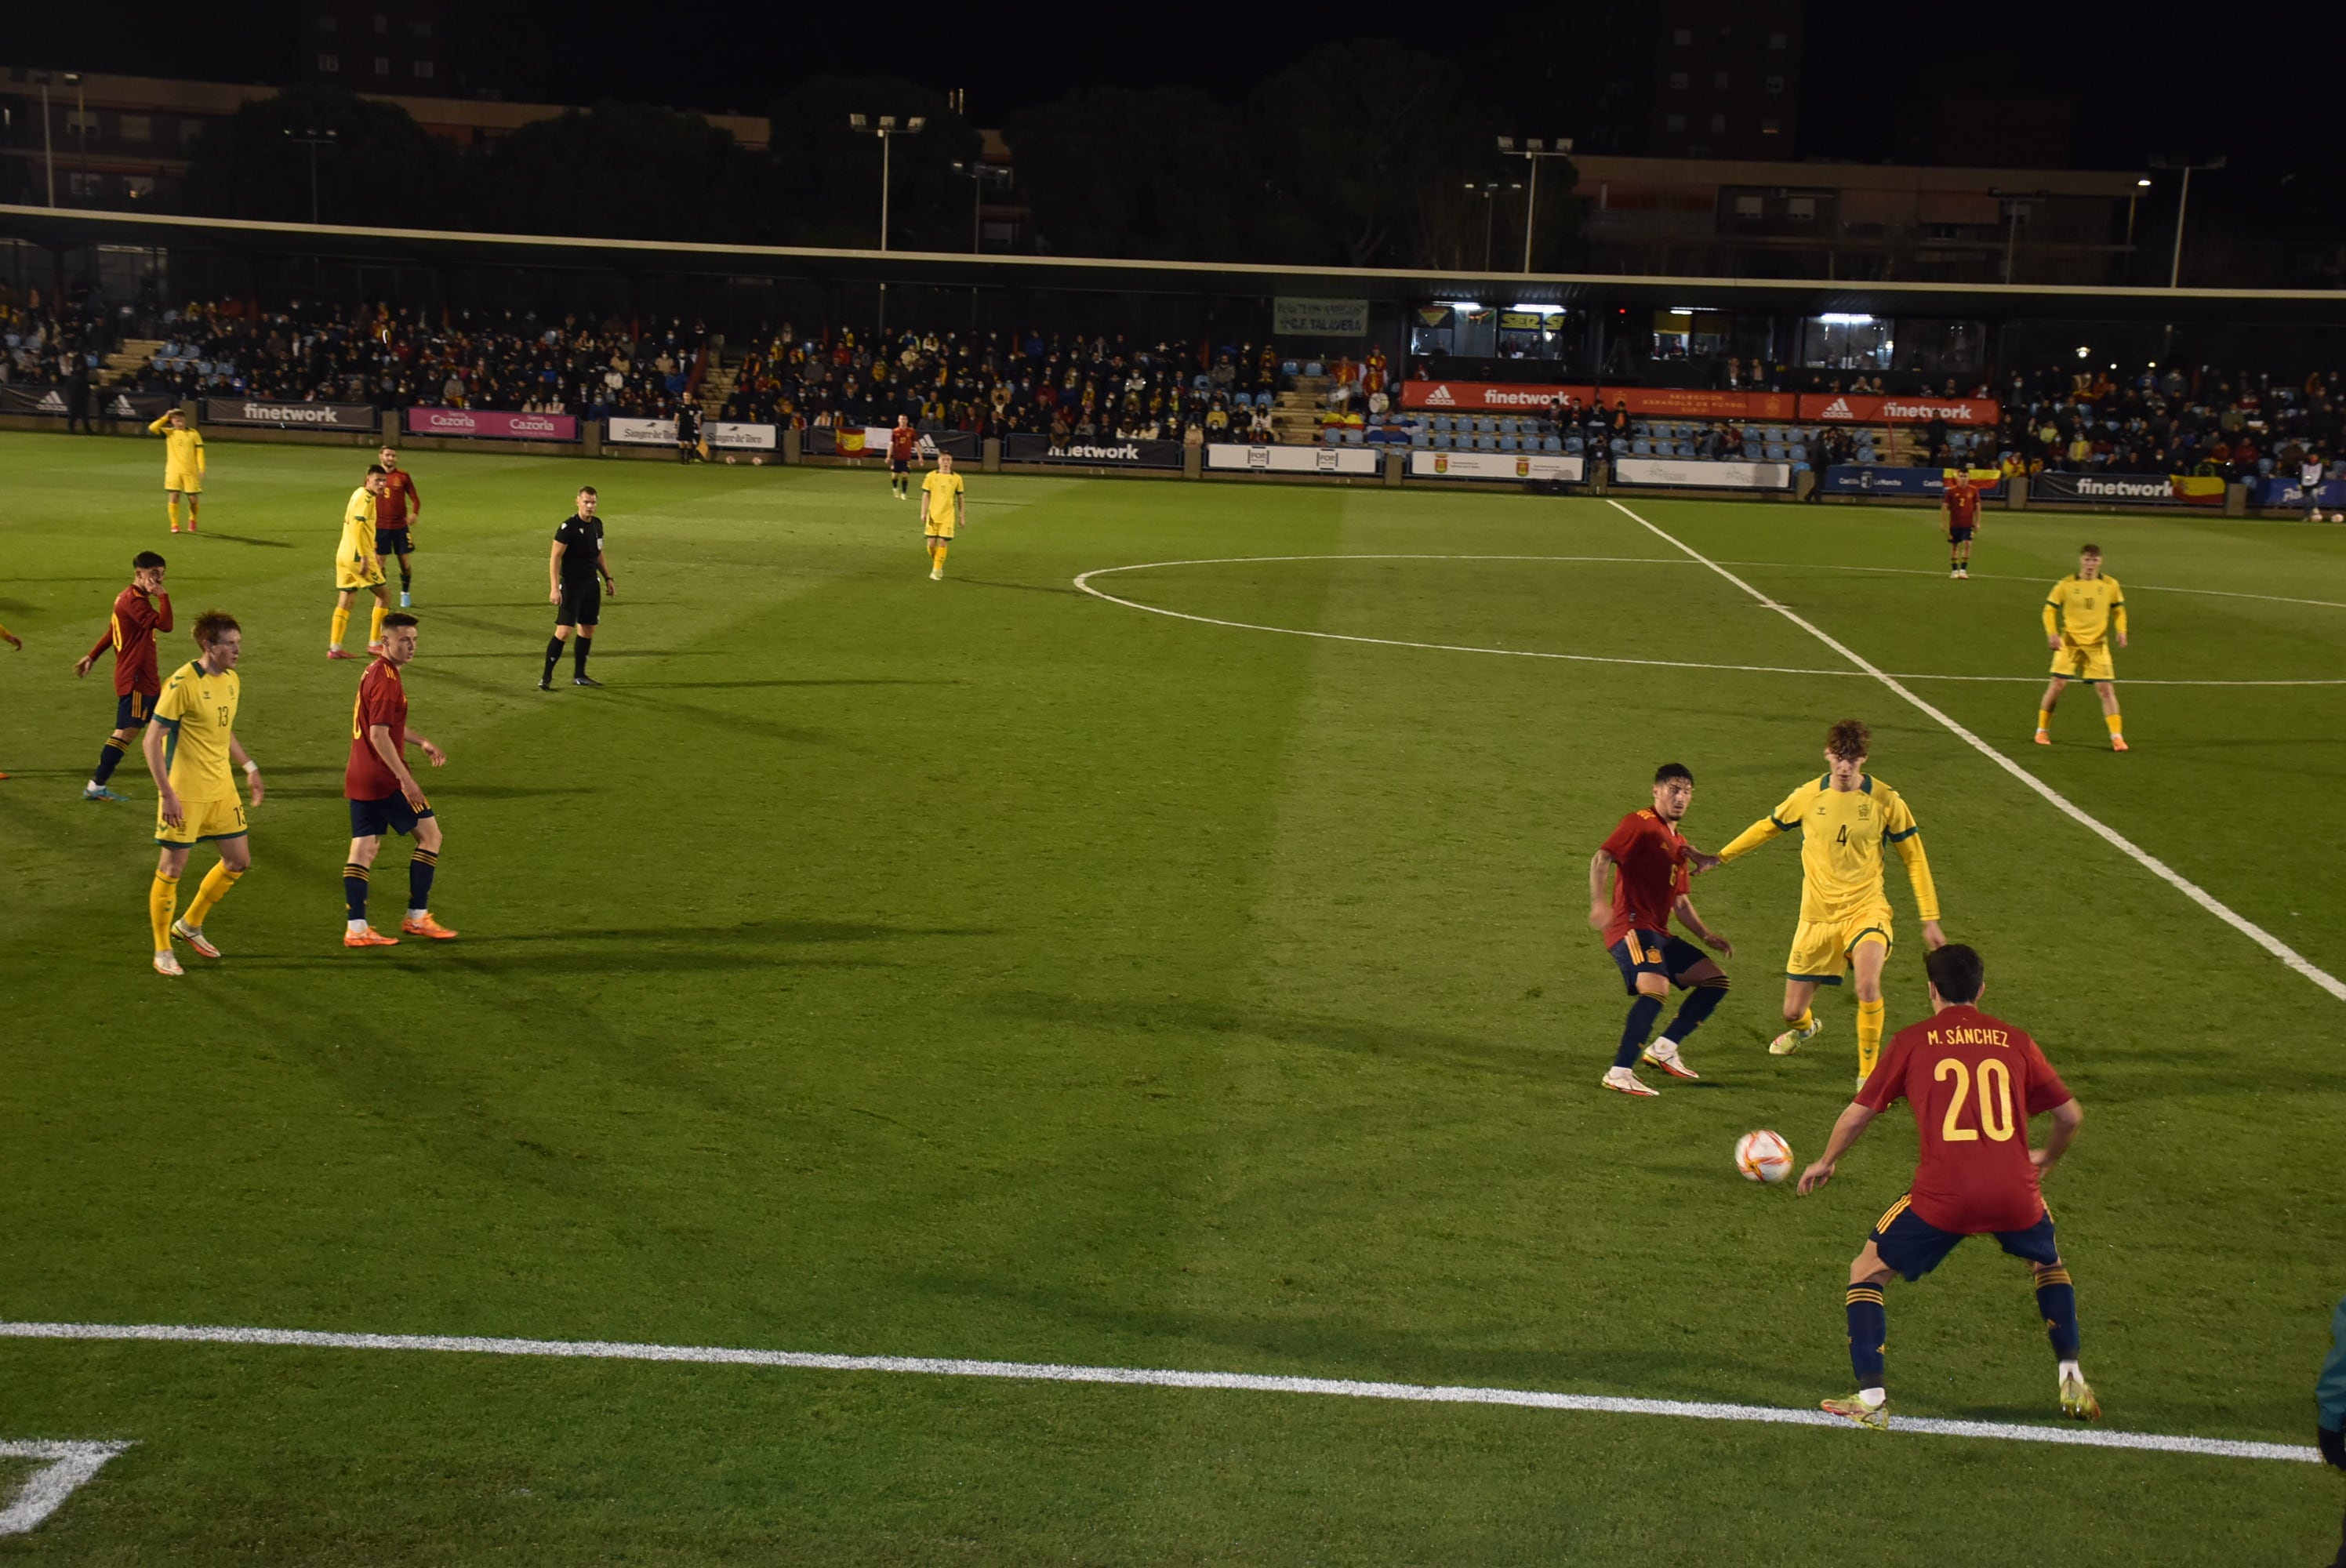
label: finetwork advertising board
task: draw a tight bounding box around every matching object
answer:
[1002,434,1184,468]
[202,397,379,430]
[1407,450,1584,483]
[2032,472,2225,506]
[1205,444,1380,476]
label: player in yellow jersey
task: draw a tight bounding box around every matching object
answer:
[142,610,266,977]
[2036,543,2128,751]
[919,452,967,580]
[147,407,205,533]
[1697,719,1945,1091]
[329,464,393,660]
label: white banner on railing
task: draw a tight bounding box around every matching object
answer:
[1612,456,1792,489]
[1408,450,1584,483]
[709,422,777,450]
[607,417,677,445]
[1205,443,1381,476]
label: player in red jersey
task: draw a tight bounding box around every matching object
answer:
[1941,470,1981,579]
[1798,943,2096,1428]
[73,550,173,803]
[1587,762,1734,1097]
[340,612,456,947]
[376,445,423,608]
[887,414,918,500]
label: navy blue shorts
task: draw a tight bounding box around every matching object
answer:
[114,690,154,730]
[376,527,412,556]
[349,793,434,840]
[1947,525,1975,543]
[1870,1193,2059,1282]
[1606,928,1712,995]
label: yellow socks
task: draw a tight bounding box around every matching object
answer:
[149,873,180,952]
[331,606,350,649]
[166,497,180,528]
[1857,999,1887,1081]
[1796,1006,1814,1032]
[932,544,948,570]
[2103,712,2123,739]
[369,604,387,647]
[183,863,243,928]
[2036,708,2052,733]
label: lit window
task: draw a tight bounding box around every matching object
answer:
[1787,196,1817,219]
[126,175,156,198]
[120,114,152,141]
[318,53,340,71]
[1665,113,1687,132]
[1734,195,1763,216]
[413,59,434,78]
[1669,71,1688,89]
[66,111,98,134]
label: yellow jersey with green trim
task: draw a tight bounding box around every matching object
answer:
[338,486,379,571]
[921,468,964,536]
[147,413,203,472]
[1719,774,1940,924]
[2043,573,2126,646]
[152,658,242,804]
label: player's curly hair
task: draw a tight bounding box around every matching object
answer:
[192,610,241,647]
[1825,719,1871,760]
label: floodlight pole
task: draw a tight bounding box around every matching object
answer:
[283,129,338,224]
[2149,155,2225,289]
[1498,137,1574,272]
[38,73,54,207]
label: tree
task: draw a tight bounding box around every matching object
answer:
[180,86,456,226]
[767,77,982,252]
[463,103,775,244]
[1005,87,1257,261]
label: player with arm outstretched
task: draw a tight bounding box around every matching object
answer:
[147,407,205,533]
[920,452,965,580]
[343,612,455,946]
[2036,543,2128,751]
[143,611,265,975]
[543,486,616,689]
[1697,718,1944,1091]
[1941,470,1980,579]
[1588,762,1734,1097]
[74,550,172,801]
[1798,942,2097,1429]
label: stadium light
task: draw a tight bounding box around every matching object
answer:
[281,128,340,225]
[1498,136,1574,273]
[849,113,926,252]
[2148,156,2225,289]
[950,159,1013,253]
[1464,182,1523,273]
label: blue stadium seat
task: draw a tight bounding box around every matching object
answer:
[1476,434,1498,451]
[1499,434,1520,452]
[1411,429,1431,447]
[1281,361,1299,377]
[1563,435,1583,455]
[1610,437,1629,455]
[1790,444,1808,462]
[1632,438,1652,455]
[1304,361,1324,376]
[1543,436,1563,453]
[1743,442,1763,460]
[1345,430,1365,445]
[1765,443,1788,461]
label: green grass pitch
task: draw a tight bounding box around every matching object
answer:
[2,429,2342,1563]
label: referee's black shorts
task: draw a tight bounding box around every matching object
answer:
[556,580,602,626]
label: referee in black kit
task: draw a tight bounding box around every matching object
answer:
[541,485,616,689]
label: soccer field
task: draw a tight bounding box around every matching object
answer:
[2,429,2342,1563]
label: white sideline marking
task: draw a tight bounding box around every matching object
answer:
[1606,498,2346,1002]
[1073,556,2346,686]
[0,1440,133,1536]
[0,1320,2316,1465]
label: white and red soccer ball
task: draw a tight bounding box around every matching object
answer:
[1734,1129,1794,1183]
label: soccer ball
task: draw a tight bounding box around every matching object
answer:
[1734,1129,1794,1184]
[724,454,738,465]
[751,456,765,466]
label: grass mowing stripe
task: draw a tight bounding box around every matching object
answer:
[0,1320,2318,1465]
[1606,496,2346,1002]
[0,1441,135,1536]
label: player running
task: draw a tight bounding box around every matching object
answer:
[921,452,966,580]
[1699,719,1943,1091]
[377,445,423,608]
[343,612,456,947]
[1798,942,2097,1429]
[329,464,393,660]
[1588,762,1734,1097]
[1941,470,1981,579]
[543,485,616,688]
[888,414,917,500]
[2036,544,2128,751]
[74,550,172,802]
[147,407,205,533]
[143,611,265,976]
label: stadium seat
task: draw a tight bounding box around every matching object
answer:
[1541,436,1560,453]
[1281,361,1299,377]
[1790,444,1808,462]
[1765,443,1787,461]
[1499,435,1520,452]
[1610,437,1629,455]
[1476,434,1498,451]
[1305,361,1324,376]
[1632,438,1652,455]
[1411,430,1430,447]
[1563,436,1583,455]
[1346,430,1365,445]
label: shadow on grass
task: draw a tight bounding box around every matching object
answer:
[470,916,996,947]
[957,579,1087,597]
[187,532,294,549]
[623,677,963,690]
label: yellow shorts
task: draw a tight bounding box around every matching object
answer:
[155,793,247,847]
[165,469,202,495]
[2050,643,2115,683]
[1785,902,1894,983]
[923,521,958,541]
[336,558,387,591]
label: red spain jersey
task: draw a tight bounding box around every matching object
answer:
[1857,1005,2072,1233]
[1598,808,1690,948]
[345,659,409,800]
[1945,479,1979,529]
[888,425,917,462]
[378,469,420,528]
[85,588,173,696]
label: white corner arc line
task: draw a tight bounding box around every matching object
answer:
[1073,557,2346,686]
[0,1440,134,1536]
[1604,498,2346,1001]
[0,1320,2315,1465]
